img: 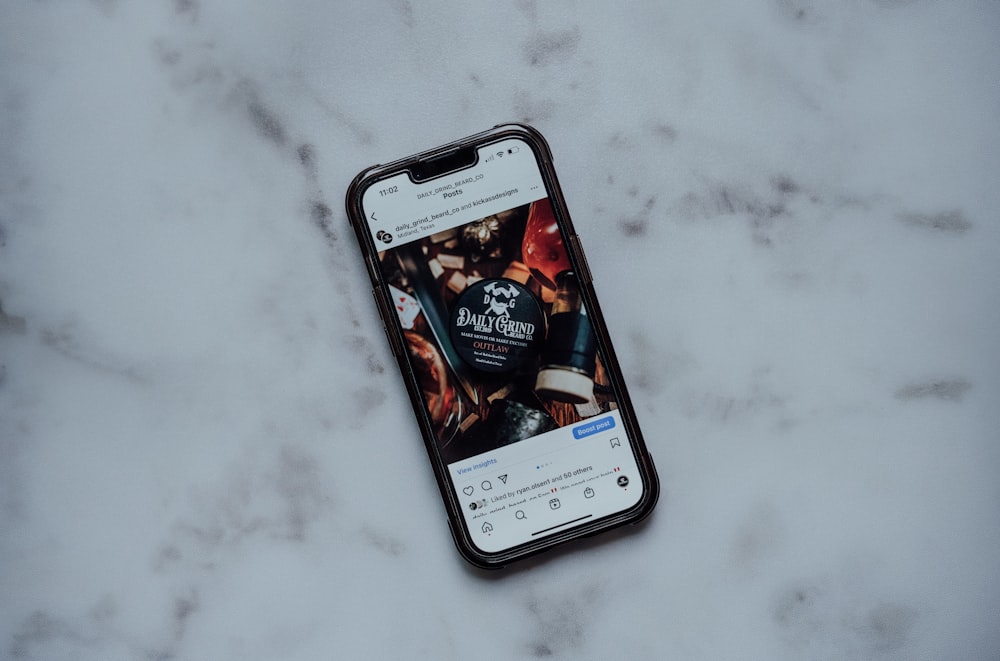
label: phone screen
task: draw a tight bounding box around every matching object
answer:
[360,137,645,554]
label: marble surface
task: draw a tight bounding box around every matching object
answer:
[2,1,999,659]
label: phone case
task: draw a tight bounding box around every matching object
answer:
[346,123,658,568]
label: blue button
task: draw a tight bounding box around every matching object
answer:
[572,416,615,439]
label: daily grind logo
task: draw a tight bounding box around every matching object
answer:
[451,279,544,373]
[455,281,536,340]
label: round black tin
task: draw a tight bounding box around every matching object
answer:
[449,278,544,373]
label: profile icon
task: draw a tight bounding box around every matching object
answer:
[376,230,393,244]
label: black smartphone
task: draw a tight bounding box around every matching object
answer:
[346,123,658,568]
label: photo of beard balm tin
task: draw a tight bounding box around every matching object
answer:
[449,278,545,374]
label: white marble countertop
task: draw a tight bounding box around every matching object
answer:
[2,2,998,659]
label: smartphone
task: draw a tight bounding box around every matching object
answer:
[346,123,658,568]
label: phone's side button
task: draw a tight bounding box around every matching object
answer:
[372,287,405,357]
[569,234,594,284]
[365,254,382,283]
[382,324,406,358]
[379,326,392,356]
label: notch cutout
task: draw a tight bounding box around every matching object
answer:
[409,146,478,182]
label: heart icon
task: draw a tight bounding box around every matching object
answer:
[463,486,474,496]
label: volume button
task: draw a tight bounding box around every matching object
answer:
[371,287,386,318]
[365,254,381,283]
[383,326,403,357]
[569,234,594,284]
[372,287,405,357]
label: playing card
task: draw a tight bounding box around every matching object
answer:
[389,284,421,329]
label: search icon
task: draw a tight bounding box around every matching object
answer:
[515,510,527,520]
